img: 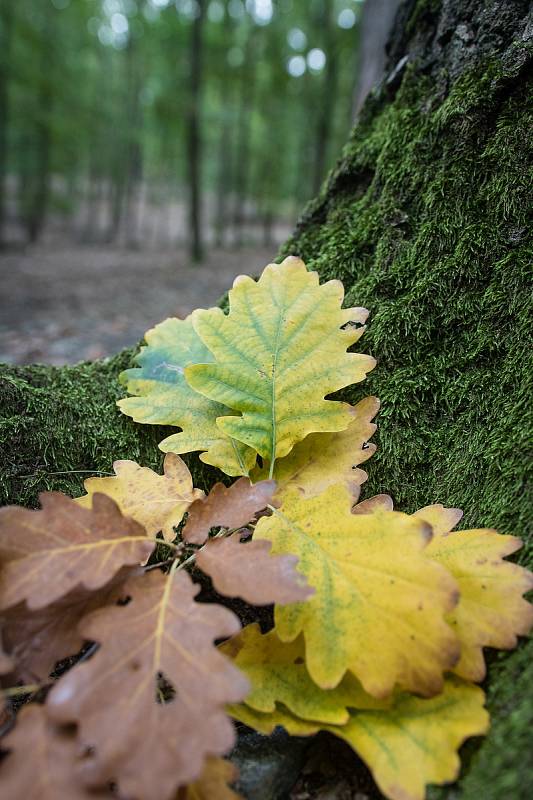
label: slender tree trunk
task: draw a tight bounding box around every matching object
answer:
[0,0,14,245]
[312,0,338,195]
[123,38,143,249]
[232,31,257,248]
[214,4,234,249]
[186,0,206,263]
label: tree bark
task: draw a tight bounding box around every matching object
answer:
[1,1,531,796]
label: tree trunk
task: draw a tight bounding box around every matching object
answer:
[312,0,338,196]
[186,0,206,263]
[1,1,531,796]
[351,0,402,118]
[0,0,14,245]
[232,29,257,248]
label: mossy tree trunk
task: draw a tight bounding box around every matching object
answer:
[1,1,531,797]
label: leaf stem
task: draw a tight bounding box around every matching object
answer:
[1,683,42,697]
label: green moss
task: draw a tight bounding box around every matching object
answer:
[0,350,222,508]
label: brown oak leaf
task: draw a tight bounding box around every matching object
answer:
[47,569,249,800]
[182,478,276,544]
[0,704,113,799]
[0,492,154,610]
[0,567,141,684]
[196,534,313,605]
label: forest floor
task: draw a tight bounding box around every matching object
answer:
[0,243,278,365]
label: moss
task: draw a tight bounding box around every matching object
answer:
[0,6,531,799]
[0,349,222,508]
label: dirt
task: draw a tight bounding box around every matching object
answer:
[0,243,280,365]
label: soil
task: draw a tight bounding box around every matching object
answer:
[0,243,279,365]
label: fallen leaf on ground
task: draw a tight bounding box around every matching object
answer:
[118,316,256,477]
[196,536,312,605]
[352,494,393,514]
[253,397,379,502]
[0,704,113,799]
[47,569,249,800]
[77,454,203,542]
[255,484,460,696]
[329,677,489,800]
[0,493,154,611]
[221,624,388,725]
[186,257,376,465]
[415,504,533,680]
[182,478,276,544]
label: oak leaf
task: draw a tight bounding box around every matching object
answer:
[0,567,140,684]
[182,477,276,544]
[77,453,203,542]
[196,536,312,605]
[0,493,154,611]
[186,257,376,466]
[255,484,460,696]
[415,504,533,681]
[178,757,241,800]
[0,704,113,799]
[221,624,388,725]
[252,396,379,501]
[118,316,256,477]
[47,569,249,800]
[229,679,489,800]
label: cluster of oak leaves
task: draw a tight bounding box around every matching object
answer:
[1,257,532,800]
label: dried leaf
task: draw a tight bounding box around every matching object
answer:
[118,316,256,477]
[196,536,313,605]
[0,704,113,799]
[352,494,394,514]
[77,453,204,542]
[182,477,276,545]
[186,257,376,465]
[179,757,241,800]
[0,567,139,684]
[0,493,154,611]
[229,679,489,800]
[221,624,388,725]
[253,397,379,502]
[255,484,460,696]
[416,504,533,680]
[47,569,249,800]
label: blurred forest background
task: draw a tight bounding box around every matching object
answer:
[0,0,395,364]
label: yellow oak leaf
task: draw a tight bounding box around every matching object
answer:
[186,257,376,468]
[329,677,489,800]
[179,757,241,800]
[415,504,533,681]
[227,700,320,737]
[221,624,388,725]
[118,316,256,477]
[252,396,379,502]
[228,679,489,800]
[76,453,204,542]
[254,484,460,696]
